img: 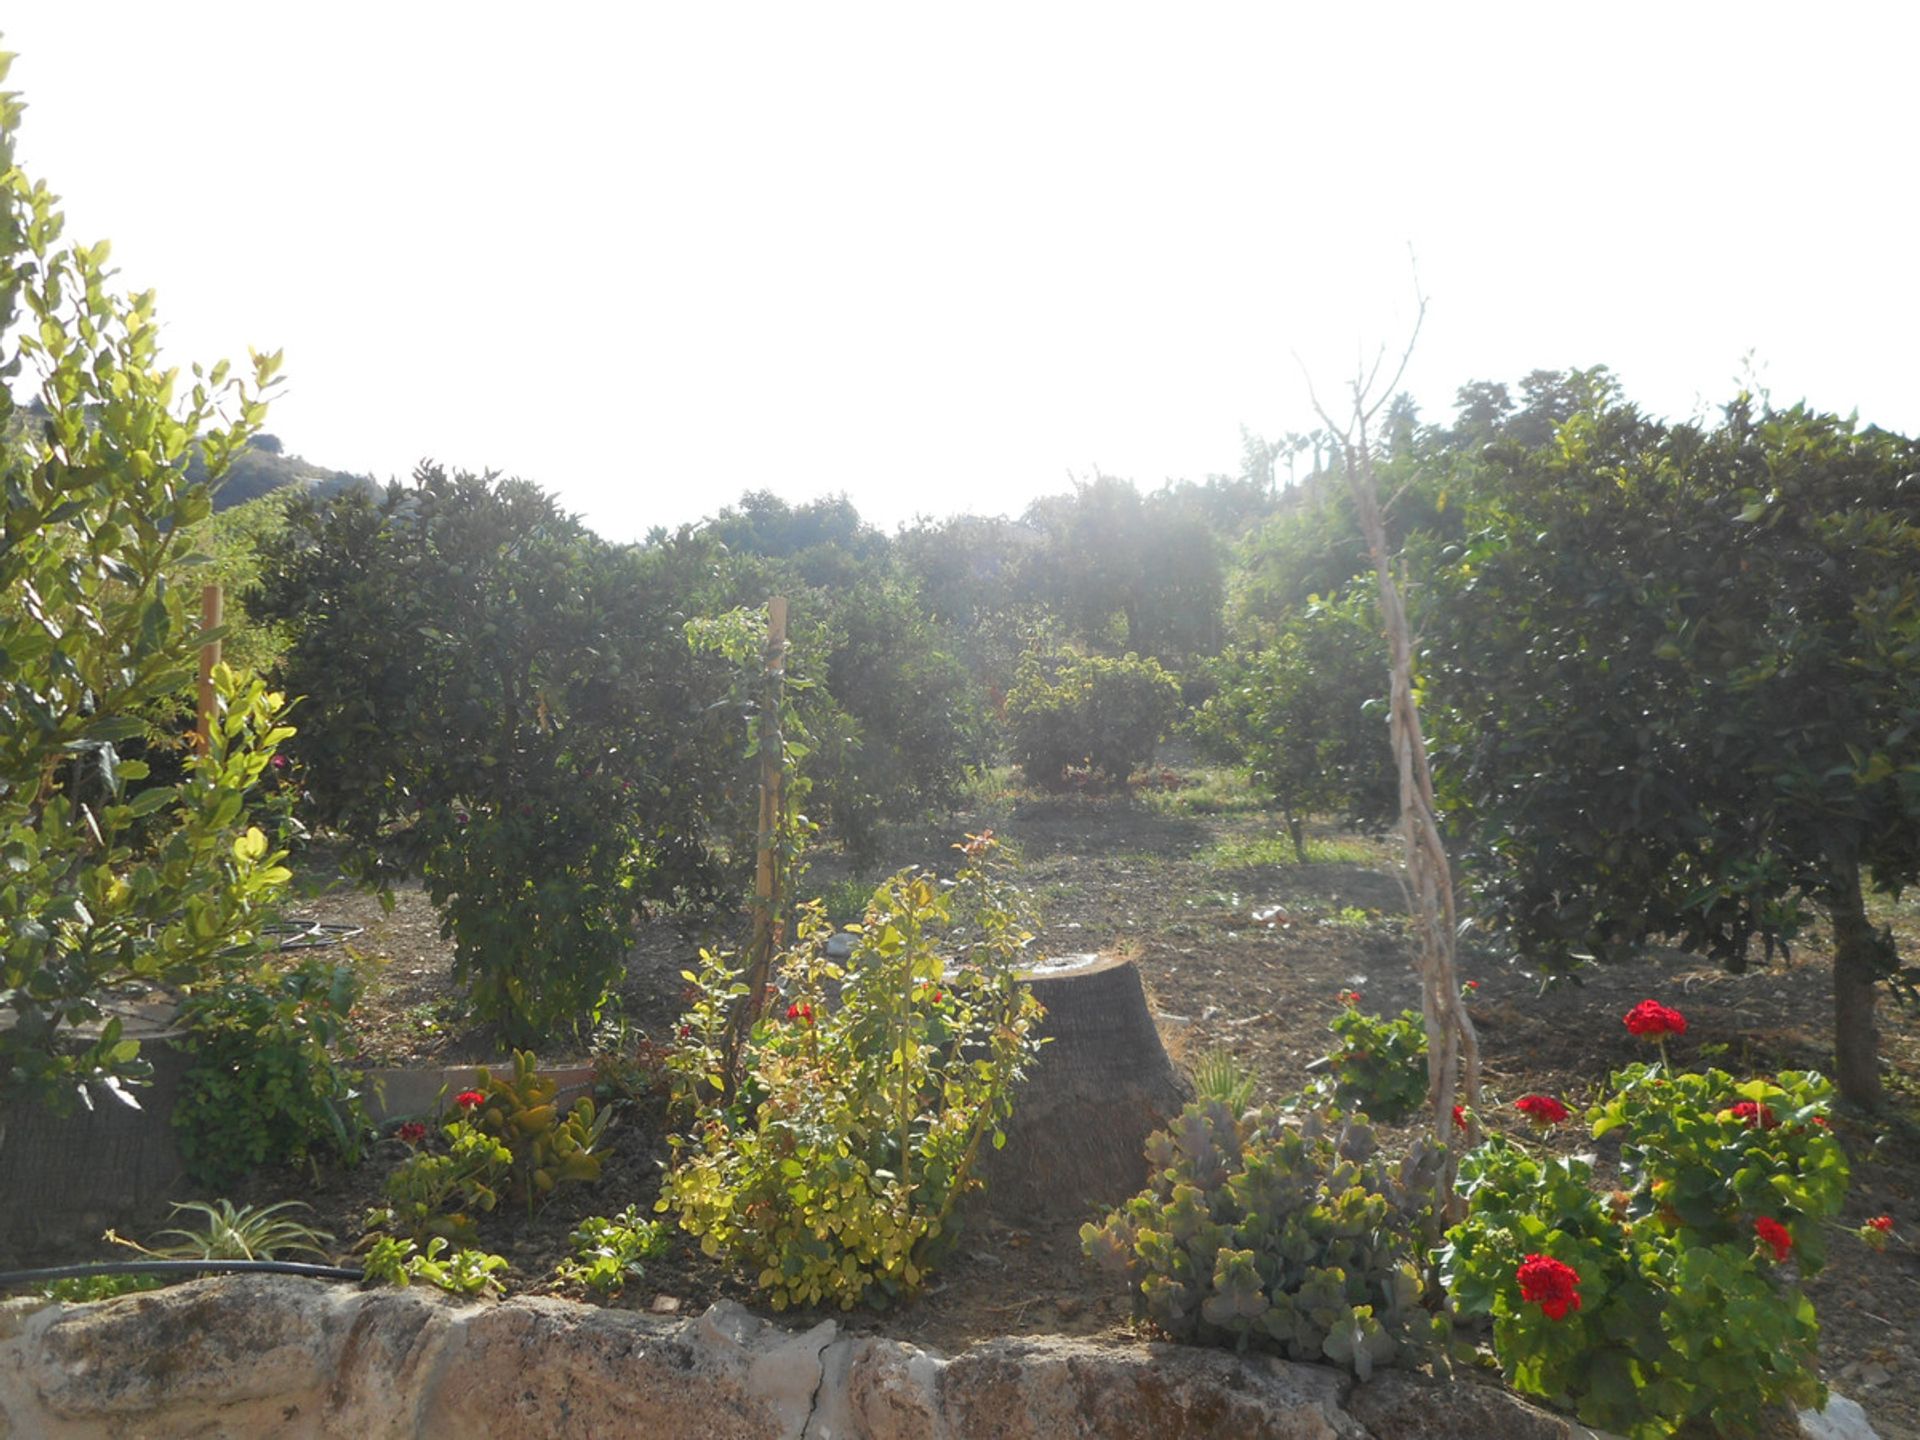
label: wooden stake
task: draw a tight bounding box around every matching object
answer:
[194,583,223,753]
[749,596,789,982]
[723,597,788,1094]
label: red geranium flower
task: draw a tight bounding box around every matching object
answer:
[397,1121,427,1144]
[1515,1094,1570,1125]
[1516,1254,1582,1320]
[1623,999,1688,1037]
[785,1002,813,1024]
[1868,1215,1894,1233]
[1337,989,1363,1007]
[1754,1216,1793,1262]
[453,1089,485,1111]
[1452,1105,1468,1132]
[1727,1101,1777,1130]
[1465,979,1480,990]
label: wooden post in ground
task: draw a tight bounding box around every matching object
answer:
[724,597,788,1093]
[749,595,789,985]
[194,583,223,753]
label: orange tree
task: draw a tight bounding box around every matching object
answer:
[1429,394,1920,1107]
[254,468,749,1042]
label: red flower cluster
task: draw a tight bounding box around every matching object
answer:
[1515,1094,1570,1125]
[1452,1105,1469,1132]
[1868,1216,1894,1233]
[1464,979,1480,990]
[1516,1254,1582,1320]
[1727,1101,1777,1130]
[397,1121,427,1145]
[1337,989,1363,1007]
[453,1089,485,1111]
[785,1002,814,1025]
[1754,1216,1794,1262]
[1623,999,1687,1037]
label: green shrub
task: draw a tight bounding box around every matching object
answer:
[1191,593,1396,858]
[40,1274,165,1303]
[361,1235,509,1298]
[1189,1048,1257,1116]
[253,471,745,1045]
[368,1052,607,1242]
[555,1206,667,1295]
[1082,1099,1448,1379]
[112,1199,334,1261]
[1321,994,1428,1124]
[659,837,1045,1310]
[370,1118,513,1245]
[172,954,370,1185]
[1441,1064,1847,1437]
[1005,651,1182,789]
[0,68,291,1109]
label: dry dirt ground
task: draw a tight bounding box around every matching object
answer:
[184,774,1920,1438]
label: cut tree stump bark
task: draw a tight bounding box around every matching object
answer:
[977,954,1189,1221]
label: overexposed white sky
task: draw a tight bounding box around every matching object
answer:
[7,4,1916,537]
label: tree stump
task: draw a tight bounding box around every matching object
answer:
[977,953,1189,1222]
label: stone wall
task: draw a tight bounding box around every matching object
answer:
[0,1276,1618,1440]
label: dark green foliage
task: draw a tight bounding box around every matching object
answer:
[1004,651,1182,788]
[1193,592,1395,855]
[1082,1099,1447,1379]
[253,468,745,1041]
[1022,476,1225,663]
[172,963,370,1190]
[171,955,370,1185]
[1428,396,1920,1103]
[1321,1002,1428,1124]
[805,577,989,861]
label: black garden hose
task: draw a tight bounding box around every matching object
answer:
[0,1258,363,1293]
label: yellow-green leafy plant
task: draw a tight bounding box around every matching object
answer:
[555,1206,667,1296]
[465,1050,611,1211]
[660,834,1046,1310]
[360,1235,508,1298]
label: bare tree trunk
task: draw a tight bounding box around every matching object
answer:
[1825,857,1887,1109]
[1303,298,1482,1209]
